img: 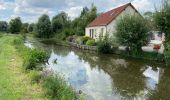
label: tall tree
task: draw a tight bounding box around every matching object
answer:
[9,17,22,33]
[21,23,29,33]
[154,0,170,64]
[0,21,8,32]
[52,12,70,33]
[27,23,34,32]
[36,14,52,38]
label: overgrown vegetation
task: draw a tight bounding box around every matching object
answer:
[97,34,112,54]
[43,74,76,100]
[13,35,78,100]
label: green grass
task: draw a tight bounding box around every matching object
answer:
[0,34,46,100]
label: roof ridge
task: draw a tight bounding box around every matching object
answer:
[87,3,133,27]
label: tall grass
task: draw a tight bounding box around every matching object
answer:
[43,74,76,100]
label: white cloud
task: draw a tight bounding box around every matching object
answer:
[132,0,158,13]
[65,6,83,20]
[0,0,162,23]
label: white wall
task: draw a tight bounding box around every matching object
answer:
[85,5,139,40]
[85,26,106,40]
[107,6,139,39]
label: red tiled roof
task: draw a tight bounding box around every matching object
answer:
[87,3,134,27]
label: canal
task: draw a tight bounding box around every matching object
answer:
[25,39,170,100]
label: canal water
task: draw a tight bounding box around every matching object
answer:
[25,39,170,100]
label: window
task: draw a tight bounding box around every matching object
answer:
[101,28,104,37]
[89,29,94,39]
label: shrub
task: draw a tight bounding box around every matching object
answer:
[97,34,112,53]
[29,70,42,83]
[23,49,48,71]
[43,74,76,100]
[81,36,90,44]
[86,39,96,46]
[75,37,83,44]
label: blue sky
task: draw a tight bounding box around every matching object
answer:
[0,0,162,23]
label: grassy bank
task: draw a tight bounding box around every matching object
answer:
[13,34,79,100]
[0,34,45,100]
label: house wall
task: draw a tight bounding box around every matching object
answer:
[107,6,139,39]
[85,5,140,40]
[85,26,107,40]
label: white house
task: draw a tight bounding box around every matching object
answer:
[85,3,140,40]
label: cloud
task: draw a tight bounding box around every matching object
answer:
[65,6,83,20]
[0,0,162,23]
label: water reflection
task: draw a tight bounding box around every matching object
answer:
[24,40,34,49]
[24,40,170,100]
[143,66,164,90]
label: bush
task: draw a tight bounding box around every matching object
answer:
[75,37,83,44]
[43,74,76,100]
[29,70,42,83]
[24,49,48,71]
[97,34,112,53]
[86,39,96,46]
[81,36,90,44]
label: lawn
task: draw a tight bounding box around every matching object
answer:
[0,34,46,100]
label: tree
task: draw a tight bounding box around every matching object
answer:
[21,23,29,33]
[9,17,22,33]
[144,11,156,30]
[116,15,149,53]
[154,0,170,64]
[72,5,97,36]
[52,12,70,33]
[36,14,52,38]
[0,21,8,32]
[27,23,34,32]
[154,0,170,40]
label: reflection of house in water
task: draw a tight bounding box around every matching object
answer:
[143,66,164,90]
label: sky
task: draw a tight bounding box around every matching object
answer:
[0,0,162,23]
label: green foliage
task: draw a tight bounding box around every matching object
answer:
[43,74,76,100]
[154,0,170,65]
[75,37,83,44]
[81,36,90,44]
[0,21,8,32]
[52,12,70,33]
[9,17,22,33]
[36,14,52,38]
[13,37,48,71]
[21,23,29,33]
[23,49,48,71]
[116,14,149,52]
[97,34,112,53]
[86,39,96,46]
[72,4,97,36]
[27,23,34,32]
[29,70,42,83]
[154,0,170,38]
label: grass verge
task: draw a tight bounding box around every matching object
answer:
[0,34,45,100]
